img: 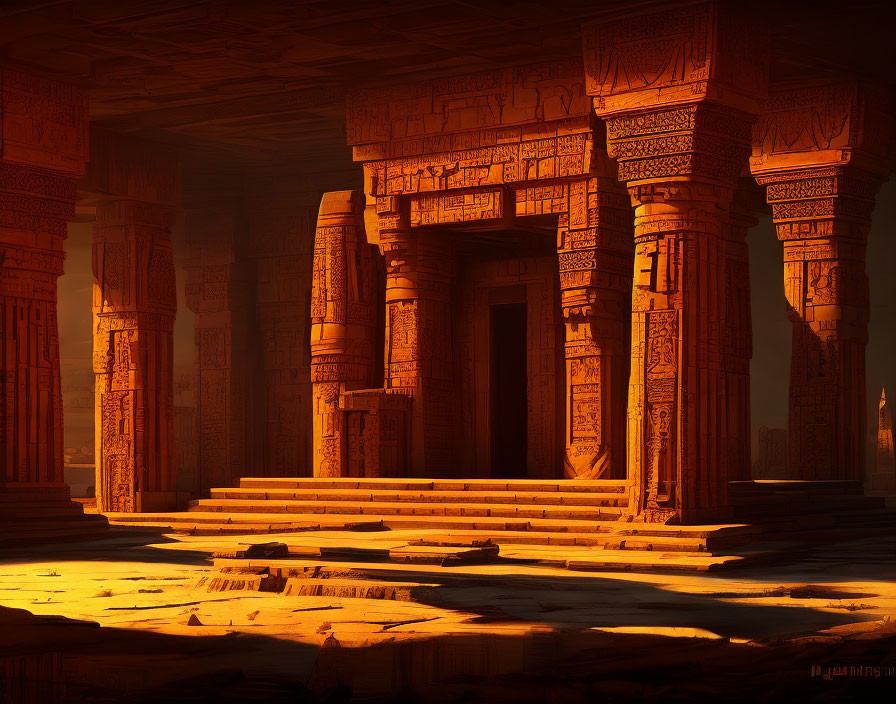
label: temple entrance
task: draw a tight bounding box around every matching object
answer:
[489,302,528,479]
[453,234,565,480]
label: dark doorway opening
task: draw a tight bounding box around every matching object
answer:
[489,302,528,478]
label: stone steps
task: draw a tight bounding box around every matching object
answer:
[0,504,93,520]
[210,487,629,507]
[728,480,863,495]
[188,498,625,521]
[105,515,758,556]
[0,514,109,547]
[237,477,628,493]
[732,498,888,521]
[112,510,621,533]
[731,494,884,510]
[103,477,896,574]
[0,484,108,548]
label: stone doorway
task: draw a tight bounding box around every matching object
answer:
[455,237,565,480]
[489,301,528,479]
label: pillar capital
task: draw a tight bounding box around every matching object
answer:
[583,1,769,120]
[79,128,181,207]
[751,81,895,180]
[748,80,895,482]
[0,66,89,178]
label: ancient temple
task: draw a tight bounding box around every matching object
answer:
[0,0,894,537]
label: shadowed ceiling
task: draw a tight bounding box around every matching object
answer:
[1,0,892,166]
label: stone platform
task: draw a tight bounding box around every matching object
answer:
[1,528,895,703]
[0,484,108,548]
[102,477,896,574]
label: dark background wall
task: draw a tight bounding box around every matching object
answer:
[58,180,896,482]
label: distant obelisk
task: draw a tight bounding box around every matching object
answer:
[871,388,896,493]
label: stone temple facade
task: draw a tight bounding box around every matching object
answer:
[0,0,894,533]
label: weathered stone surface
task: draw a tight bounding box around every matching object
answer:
[752,427,788,480]
[88,134,181,512]
[588,2,768,524]
[750,81,895,481]
[0,64,107,537]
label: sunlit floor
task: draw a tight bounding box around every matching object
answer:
[2,529,896,702]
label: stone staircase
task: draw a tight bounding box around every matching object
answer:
[729,480,895,542]
[106,477,767,572]
[0,484,108,548]
[104,476,896,573]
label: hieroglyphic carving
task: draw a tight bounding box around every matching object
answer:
[341,390,411,478]
[582,2,767,116]
[752,84,858,168]
[346,60,630,481]
[347,61,590,147]
[310,190,381,477]
[589,1,767,524]
[1,69,86,492]
[557,175,634,480]
[93,197,179,512]
[0,67,89,175]
[751,82,894,481]
[410,189,503,227]
[363,125,594,198]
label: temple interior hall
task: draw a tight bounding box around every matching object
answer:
[6,3,896,701]
[2,0,896,528]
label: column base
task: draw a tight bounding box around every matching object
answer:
[0,482,109,548]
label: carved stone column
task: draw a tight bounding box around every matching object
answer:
[310,190,379,477]
[0,68,87,488]
[0,66,106,535]
[584,1,767,523]
[557,174,634,479]
[92,201,178,512]
[751,82,894,481]
[85,133,181,512]
[184,199,259,493]
[377,197,455,476]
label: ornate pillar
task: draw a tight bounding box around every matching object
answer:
[184,195,259,493]
[310,190,379,477]
[750,82,894,481]
[557,174,634,479]
[377,196,455,476]
[92,202,178,511]
[583,1,767,523]
[0,66,88,492]
[85,132,181,512]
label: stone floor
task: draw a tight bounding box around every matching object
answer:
[1,528,896,702]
